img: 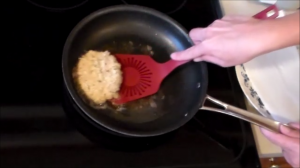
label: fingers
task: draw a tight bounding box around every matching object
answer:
[193,57,204,62]
[281,123,300,138]
[260,128,295,149]
[171,44,206,61]
[193,41,201,45]
[171,28,207,60]
[172,27,210,61]
[288,122,300,129]
[222,15,251,22]
[193,55,225,66]
[189,28,206,42]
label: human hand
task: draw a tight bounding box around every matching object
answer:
[260,123,300,168]
[171,15,272,67]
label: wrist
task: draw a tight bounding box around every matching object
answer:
[255,11,300,54]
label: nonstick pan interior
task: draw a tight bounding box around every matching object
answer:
[62,5,208,137]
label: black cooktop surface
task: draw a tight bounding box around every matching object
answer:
[1,1,260,168]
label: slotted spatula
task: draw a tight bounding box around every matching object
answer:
[112,54,189,104]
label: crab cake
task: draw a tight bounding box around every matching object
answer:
[72,50,122,106]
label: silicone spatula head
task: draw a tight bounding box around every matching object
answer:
[112,54,188,104]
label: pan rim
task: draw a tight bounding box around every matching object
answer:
[62,4,208,137]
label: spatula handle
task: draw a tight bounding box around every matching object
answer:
[164,59,189,71]
[159,59,190,78]
[253,4,279,19]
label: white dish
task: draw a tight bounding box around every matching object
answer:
[235,8,299,124]
[235,64,272,118]
[242,46,299,123]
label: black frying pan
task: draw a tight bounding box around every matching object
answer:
[62,5,286,137]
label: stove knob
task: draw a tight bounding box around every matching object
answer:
[268,158,280,168]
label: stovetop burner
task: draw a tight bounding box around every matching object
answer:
[63,86,178,152]
[121,0,187,14]
[27,0,89,11]
[1,1,261,168]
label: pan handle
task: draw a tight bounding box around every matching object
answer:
[199,95,290,133]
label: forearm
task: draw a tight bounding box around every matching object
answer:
[258,11,299,53]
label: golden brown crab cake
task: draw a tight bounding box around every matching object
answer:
[72,50,122,106]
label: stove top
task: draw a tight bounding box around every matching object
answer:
[1,0,261,168]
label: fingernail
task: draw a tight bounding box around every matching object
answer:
[282,124,297,131]
[170,53,177,59]
[287,122,300,129]
[194,58,202,62]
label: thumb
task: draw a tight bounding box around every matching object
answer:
[282,123,300,138]
[171,44,206,61]
[288,122,300,129]
[260,124,299,148]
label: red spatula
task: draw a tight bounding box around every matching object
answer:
[112,54,189,104]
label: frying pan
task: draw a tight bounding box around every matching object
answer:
[62,5,286,137]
